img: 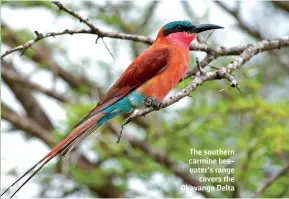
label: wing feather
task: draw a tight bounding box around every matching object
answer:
[75,47,171,127]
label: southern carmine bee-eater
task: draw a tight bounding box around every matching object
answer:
[2,20,223,198]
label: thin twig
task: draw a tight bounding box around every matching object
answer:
[52,1,101,34]
[196,57,205,75]
[116,124,124,144]
[101,38,115,61]
[204,30,215,43]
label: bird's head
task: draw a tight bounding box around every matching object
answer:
[157,20,223,48]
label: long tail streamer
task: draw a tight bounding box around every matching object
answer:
[1,113,103,198]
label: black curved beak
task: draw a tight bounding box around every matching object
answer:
[191,24,223,33]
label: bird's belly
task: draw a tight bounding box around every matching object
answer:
[137,61,188,101]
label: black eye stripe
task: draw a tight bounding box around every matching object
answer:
[176,25,182,30]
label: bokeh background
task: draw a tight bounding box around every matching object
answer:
[1,0,289,198]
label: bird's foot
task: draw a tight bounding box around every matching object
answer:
[143,97,165,109]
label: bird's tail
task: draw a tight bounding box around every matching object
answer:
[1,112,106,198]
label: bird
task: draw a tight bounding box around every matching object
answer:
[2,20,223,198]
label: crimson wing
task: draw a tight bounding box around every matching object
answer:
[75,47,171,127]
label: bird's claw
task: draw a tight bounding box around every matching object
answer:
[143,97,165,109]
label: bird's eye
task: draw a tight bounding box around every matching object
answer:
[175,25,182,30]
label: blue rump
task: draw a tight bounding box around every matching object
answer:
[97,91,145,125]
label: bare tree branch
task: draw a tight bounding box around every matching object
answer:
[0,1,245,61]
[123,36,289,125]
[3,23,286,82]
[0,27,213,60]
[5,1,288,83]
[1,21,258,63]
